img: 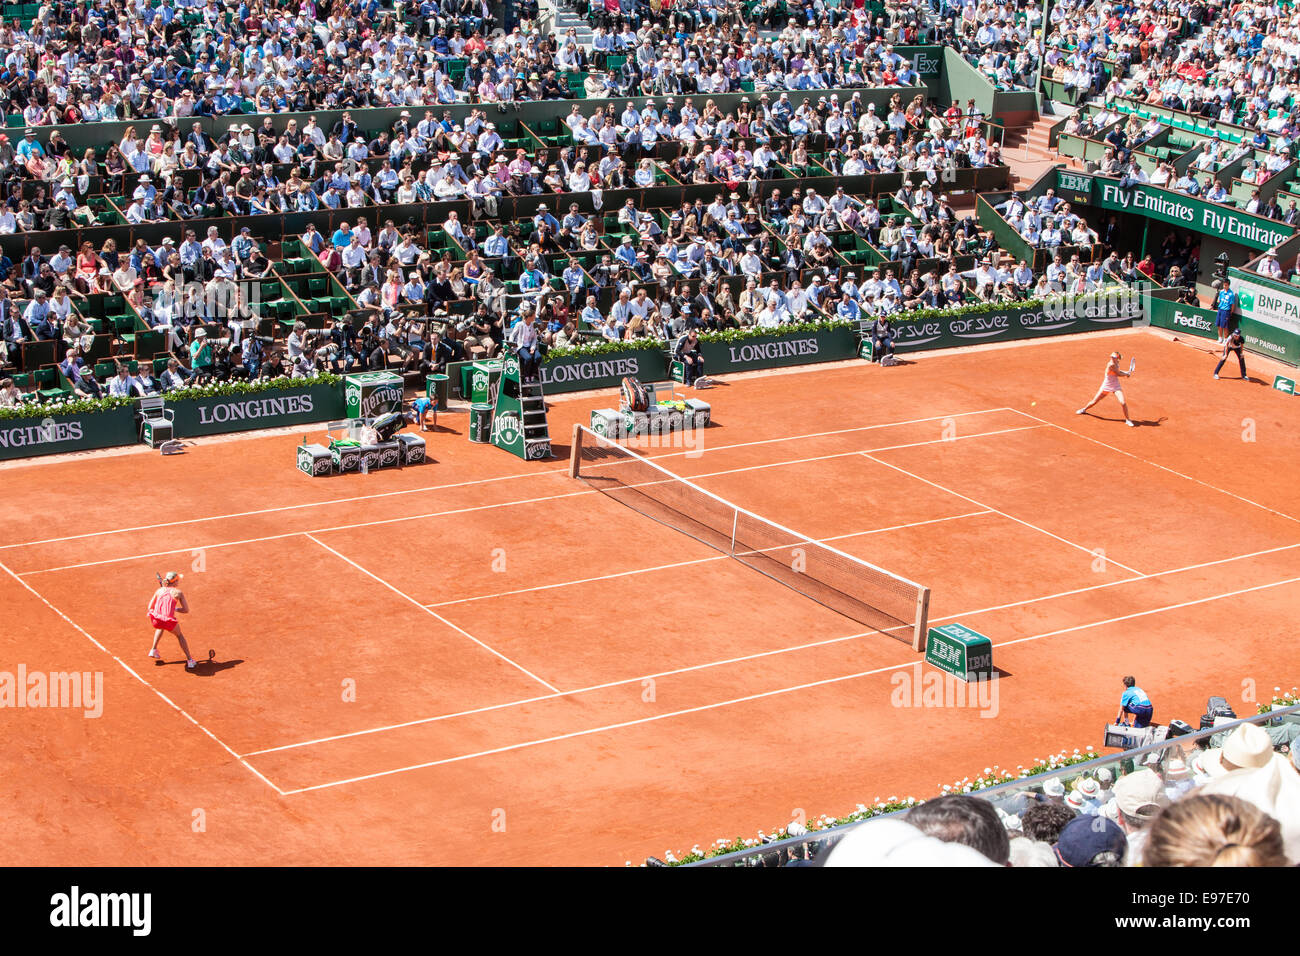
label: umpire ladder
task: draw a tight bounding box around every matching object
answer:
[491,353,553,460]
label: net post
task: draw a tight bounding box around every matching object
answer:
[568,423,583,479]
[912,587,931,652]
[730,509,738,556]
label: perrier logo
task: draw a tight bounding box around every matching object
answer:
[492,411,521,446]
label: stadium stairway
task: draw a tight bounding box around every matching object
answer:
[554,2,594,46]
[1001,114,1086,190]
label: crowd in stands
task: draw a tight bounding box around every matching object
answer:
[0,0,1172,408]
[808,713,1300,866]
[1044,0,1300,154]
[0,63,1036,402]
[931,0,1043,91]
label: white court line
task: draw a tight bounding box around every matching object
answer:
[1014,408,1300,526]
[19,490,590,577]
[861,452,1147,576]
[992,575,1300,649]
[303,533,562,694]
[0,407,1013,552]
[0,559,285,796]
[241,625,904,758]
[268,570,1300,795]
[926,540,1300,624]
[425,511,994,608]
[19,425,1035,577]
[247,537,1300,759]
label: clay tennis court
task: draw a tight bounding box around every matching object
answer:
[2,327,1297,866]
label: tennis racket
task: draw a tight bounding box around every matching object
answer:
[155,572,164,587]
[1128,357,1136,375]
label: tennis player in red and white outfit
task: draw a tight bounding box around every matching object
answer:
[1076,351,1136,427]
[147,571,197,669]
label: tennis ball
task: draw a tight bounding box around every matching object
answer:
[1031,401,1036,406]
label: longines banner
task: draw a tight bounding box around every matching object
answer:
[170,383,346,437]
[1083,178,1294,252]
[0,407,138,461]
[540,347,668,394]
[697,326,860,373]
[891,294,1141,353]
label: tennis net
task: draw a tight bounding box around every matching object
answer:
[568,425,931,650]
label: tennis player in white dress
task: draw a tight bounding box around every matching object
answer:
[1077,351,1136,427]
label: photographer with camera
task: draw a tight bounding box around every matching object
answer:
[188,327,216,384]
[328,317,363,373]
[212,342,250,382]
[293,344,325,379]
[462,304,501,358]
[357,324,388,371]
[241,331,268,379]
[259,349,288,380]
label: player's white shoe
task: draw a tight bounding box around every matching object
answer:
[148,649,160,660]
[1214,373,1219,379]
[1075,408,1086,415]
[1126,420,1137,427]
[186,659,197,669]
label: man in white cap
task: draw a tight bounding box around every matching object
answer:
[1098,768,1168,866]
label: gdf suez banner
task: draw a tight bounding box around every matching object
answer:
[890,293,1141,352]
[0,406,138,461]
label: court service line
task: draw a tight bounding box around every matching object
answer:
[302,533,562,694]
[0,407,1012,552]
[991,575,1300,649]
[18,425,1034,577]
[425,510,994,608]
[1012,408,1300,526]
[926,540,1300,625]
[0,559,285,796]
[860,453,1147,576]
[269,571,1300,794]
[240,623,910,757]
[246,538,1300,759]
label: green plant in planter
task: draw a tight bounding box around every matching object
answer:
[156,372,341,402]
[0,396,136,421]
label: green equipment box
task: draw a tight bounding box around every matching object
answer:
[344,371,404,419]
[924,623,993,682]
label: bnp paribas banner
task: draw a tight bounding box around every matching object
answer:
[891,292,1141,352]
[1089,180,1293,252]
[1150,294,1300,366]
[1231,276,1300,364]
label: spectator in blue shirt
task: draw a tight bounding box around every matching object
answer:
[331,222,355,248]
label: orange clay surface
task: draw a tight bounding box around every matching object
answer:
[1,328,1297,865]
